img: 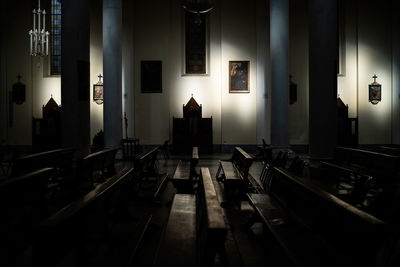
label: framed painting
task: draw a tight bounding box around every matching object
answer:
[93,83,103,105]
[141,60,162,93]
[229,61,249,93]
[369,83,381,105]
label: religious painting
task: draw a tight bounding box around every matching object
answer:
[229,61,250,93]
[93,83,103,105]
[369,75,381,105]
[141,60,162,93]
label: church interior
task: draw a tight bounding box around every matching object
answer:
[1,0,400,266]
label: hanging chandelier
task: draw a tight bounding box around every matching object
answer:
[29,0,49,58]
[182,0,213,25]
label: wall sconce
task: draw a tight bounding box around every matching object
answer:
[369,74,381,105]
[93,74,103,105]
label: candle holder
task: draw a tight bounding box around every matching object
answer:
[29,0,49,65]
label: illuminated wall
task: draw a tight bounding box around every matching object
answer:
[2,0,399,147]
[90,0,103,142]
[338,0,394,144]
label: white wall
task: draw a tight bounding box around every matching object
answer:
[358,0,392,144]
[3,0,399,147]
[90,0,103,141]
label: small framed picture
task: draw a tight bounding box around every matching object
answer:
[93,74,103,105]
[369,84,381,105]
[141,60,162,93]
[229,61,250,93]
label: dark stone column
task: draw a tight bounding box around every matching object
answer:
[61,0,90,156]
[103,0,122,149]
[270,0,289,148]
[309,0,338,160]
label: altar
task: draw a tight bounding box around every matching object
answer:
[173,97,212,152]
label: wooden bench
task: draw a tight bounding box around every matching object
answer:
[32,168,152,266]
[154,194,197,267]
[216,147,253,199]
[77,147,119,187]
[133,147,159,180]
[0,168,54,264]
[11,148,75,177]
[198,167,227,266]
[170,146,199,193]
[334,146,399,183]
[247,167,387,267]
[133,147,168,199]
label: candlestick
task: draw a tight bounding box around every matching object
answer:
[29,31,32,55]
[38,9,41,37]
[46,32,49,55]
[43,10,46,31]
[33,9,36,31]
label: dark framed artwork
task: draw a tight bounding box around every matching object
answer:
[369,83,381,105]
[229,61,250,93]
[93,83,103,105]
[141,60,162,93]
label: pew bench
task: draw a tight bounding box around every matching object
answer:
[77,147,119,188]
[32,168,152,266]
[133,147,168,199]
[216,147,253,199]
[170,146,199,193]
[0,168,55,265]
[334,146,399,184]
[155,167,227,267]
[246,167,387,267]
[154,194,197,267]
[11,147,75,177]
[198,167,227,266]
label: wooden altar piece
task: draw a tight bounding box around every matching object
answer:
[32,97,61,152]
[173,97,212,152]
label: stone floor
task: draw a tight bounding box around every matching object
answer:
[115,152,273,267]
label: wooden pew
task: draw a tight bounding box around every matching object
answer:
[0,168,54,264]
[216,147,253,199]
[334,146,399,184]
[247,167,387,267]
[155,168,228,267]
[133,146,160,181]
[77,147,119,187]
[198,167,227,266]
[170,146,199,193]
[11,147,75,177]
[32,168,151,266]
[154,194,197,267]
[133,147,168,199]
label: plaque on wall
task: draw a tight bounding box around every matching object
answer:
[93,74,103,105]
[369,74,381,105]
[229,61,250,93]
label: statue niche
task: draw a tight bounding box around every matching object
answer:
[173,97,212,152]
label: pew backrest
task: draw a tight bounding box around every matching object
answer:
[335,146,399,181]
[33,168,133,266]
[134,147,159,178]
[269,167,386,264]
[231,147,253,181]
[11,148,75,177]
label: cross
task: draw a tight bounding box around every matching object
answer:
[17,74,22,82]
[98,74,103,82]
[373,74,378,83]
[191,93,193,98]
